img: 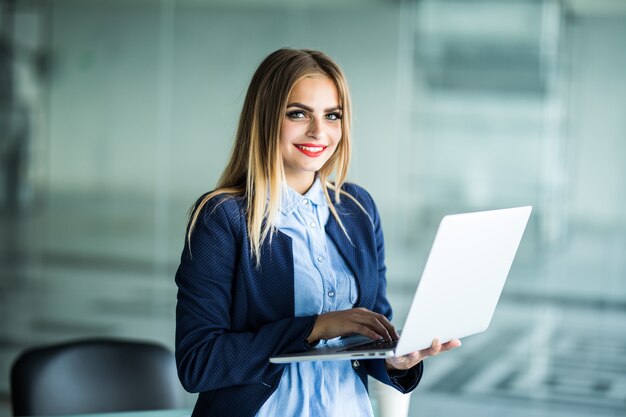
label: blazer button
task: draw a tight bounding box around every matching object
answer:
[352,360,360,369]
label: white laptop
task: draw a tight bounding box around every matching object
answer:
[269,206,532,363]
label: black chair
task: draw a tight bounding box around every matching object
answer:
[10,338,185,416]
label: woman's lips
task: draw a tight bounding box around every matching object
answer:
[294,143,327,157]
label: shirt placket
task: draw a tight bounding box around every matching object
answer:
[302,201,335,314]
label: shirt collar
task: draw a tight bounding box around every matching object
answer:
[279,177,327,215]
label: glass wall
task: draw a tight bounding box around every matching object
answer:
[397,1,626,417]
[1,0,625,415]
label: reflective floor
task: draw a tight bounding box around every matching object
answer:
[1,194,625,416]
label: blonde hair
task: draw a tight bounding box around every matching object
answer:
[188,48,358,265]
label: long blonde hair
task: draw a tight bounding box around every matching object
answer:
[188,48,356,265]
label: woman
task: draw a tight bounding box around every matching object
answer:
[175,48,460,417]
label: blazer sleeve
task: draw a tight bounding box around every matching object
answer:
[356,187,424,392]
[174,197,317,393]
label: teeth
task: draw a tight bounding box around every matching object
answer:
[296,145,324,152]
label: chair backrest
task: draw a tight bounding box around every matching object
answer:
[10,338,185,416]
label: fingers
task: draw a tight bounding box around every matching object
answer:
[352,309,396,341]
[427,338,442,356]
[385,351,422,371]
[418,338,462,358]
[385,337,462,370]
[354,324,387,341]
[442,339,462,351]
[374,312,399,340]
[417,338,442,358]
[368,310,399,340]
[367,309,399,340]
[382,315,401,340]
[310,308,398,342]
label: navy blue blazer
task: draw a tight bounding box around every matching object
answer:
[175,183,423,417]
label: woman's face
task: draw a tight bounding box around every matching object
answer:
[280,75,342,193]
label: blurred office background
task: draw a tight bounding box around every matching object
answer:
[1,0,625,415]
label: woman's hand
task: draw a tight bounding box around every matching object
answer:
[306,308,399,345]
[385,338,462,371]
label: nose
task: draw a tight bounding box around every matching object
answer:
[306,116,323,139]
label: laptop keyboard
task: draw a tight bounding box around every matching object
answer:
[342,339,398,352]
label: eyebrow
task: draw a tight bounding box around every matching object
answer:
[286,102,342,113]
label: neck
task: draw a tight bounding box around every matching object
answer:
[285,173,315,195]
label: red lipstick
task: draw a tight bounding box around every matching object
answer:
[294,143,327,157]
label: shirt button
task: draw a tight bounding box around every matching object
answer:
[310,222,316,228]
[328,291,335,297]
[317,256,324,262]
[302,198,309,205]
[352,360,360,369]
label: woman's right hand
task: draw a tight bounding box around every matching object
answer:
[306,307,399,345]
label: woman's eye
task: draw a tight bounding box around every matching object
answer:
[287,110,306,119]
[326,112,342,121]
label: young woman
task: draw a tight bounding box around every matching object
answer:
[175,48,460,417]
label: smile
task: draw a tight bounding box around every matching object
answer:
[294,143,327,157]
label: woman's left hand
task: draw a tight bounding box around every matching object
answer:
[385,338,462,371]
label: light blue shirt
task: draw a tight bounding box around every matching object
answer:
[255,179,374,417]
